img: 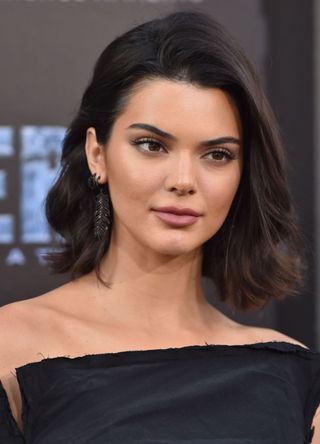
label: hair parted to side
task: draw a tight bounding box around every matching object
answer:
[44,9,307,312]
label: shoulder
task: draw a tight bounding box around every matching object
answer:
[247,325,309,349]
[0,287,63,332]
[0,298,47,373]
[0,283,76,372]
[0,299,37,348]
[0,278,78,328]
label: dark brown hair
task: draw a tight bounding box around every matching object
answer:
[44,10,306,311]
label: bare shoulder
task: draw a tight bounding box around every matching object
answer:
[0,299,49,373]
[0,299,38,353]
[0,281,78,371]
[247,325,309,350]
[0,282,71,328]
[0,281,88,431]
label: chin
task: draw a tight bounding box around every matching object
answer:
[150,239,200,256]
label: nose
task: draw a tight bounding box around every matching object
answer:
[165,153,196,196]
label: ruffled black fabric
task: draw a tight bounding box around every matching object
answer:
[0,341,319,443]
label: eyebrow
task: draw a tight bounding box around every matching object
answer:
[126,123,241,147]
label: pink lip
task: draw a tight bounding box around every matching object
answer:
[152,210,199,227]
[152,206,200,216]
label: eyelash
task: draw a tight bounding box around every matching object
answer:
[130,137,236,162]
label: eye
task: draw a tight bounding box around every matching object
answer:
[131,137,165,153]
[203,148,235,163]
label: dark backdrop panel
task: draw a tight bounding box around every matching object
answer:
[262,0,315,347]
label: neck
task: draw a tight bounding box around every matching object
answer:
[84,231,221,334]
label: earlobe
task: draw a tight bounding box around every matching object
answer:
[85,127,108,183]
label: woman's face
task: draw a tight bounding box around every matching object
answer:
[87,79,243,257]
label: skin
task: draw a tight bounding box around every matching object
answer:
[0,78,315,435]
[83,78,243,337]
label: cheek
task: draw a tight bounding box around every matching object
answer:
[205,169,241,214]
[107,152,156,204]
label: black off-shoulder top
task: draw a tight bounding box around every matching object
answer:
[0,341,320,444]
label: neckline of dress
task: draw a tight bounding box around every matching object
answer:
[15,340,320,373]
[0,339,317,441]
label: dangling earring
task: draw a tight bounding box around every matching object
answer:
[87,172,112,240]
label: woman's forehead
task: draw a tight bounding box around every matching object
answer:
[116,79,243,139]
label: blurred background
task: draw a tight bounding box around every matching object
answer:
[0,0,318,348]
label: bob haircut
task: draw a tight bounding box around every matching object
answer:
[44,10,306,311]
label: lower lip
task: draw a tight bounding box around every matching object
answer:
[152,210,199,226]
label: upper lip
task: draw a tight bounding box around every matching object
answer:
[152,206,201,216]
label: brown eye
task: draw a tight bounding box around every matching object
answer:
[204,149,235,162]
[131,138,165,153]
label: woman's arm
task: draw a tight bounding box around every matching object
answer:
[311,406,320,444]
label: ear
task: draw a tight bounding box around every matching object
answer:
[85,127,108,183]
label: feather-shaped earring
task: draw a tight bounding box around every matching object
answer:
[87,172,112,240]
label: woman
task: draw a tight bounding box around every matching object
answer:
[0,10,319,444]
